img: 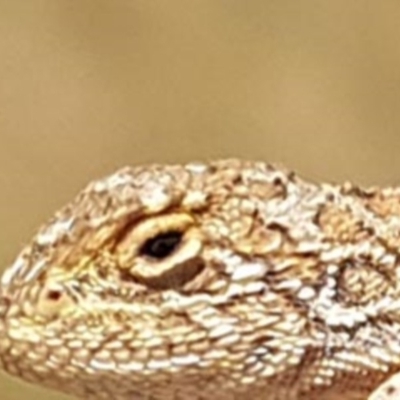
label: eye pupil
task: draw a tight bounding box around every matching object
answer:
[140,231,183,259]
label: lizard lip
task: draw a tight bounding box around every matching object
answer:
[0,292,10,320]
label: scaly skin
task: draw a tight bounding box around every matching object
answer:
[1,159,400,400]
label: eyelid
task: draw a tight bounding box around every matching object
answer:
[116,213,195,265]
[131,233,203,280]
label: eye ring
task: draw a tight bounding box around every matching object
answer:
[139,230,183,260]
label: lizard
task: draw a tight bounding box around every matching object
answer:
[0,159,400,400]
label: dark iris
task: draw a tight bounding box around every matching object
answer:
[139,231,183,259]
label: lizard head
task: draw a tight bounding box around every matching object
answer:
[0,159,316,400]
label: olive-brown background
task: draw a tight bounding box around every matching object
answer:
[1,1,400,399]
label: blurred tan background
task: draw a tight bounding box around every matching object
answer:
[1,1,400,398]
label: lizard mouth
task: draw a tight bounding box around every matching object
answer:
[0,293,10,353]
[0,293,10,320]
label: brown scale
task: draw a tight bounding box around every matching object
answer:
[367,190,400,218]
[339,260,395,305]
[316,203,371,243]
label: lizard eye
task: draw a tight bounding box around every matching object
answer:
[139,230,183,259]
[116,213,205,289]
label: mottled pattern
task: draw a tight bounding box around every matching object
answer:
[1,159,400,399]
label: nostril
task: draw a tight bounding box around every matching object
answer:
[35,283,75,320]
[46,289,62,301]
